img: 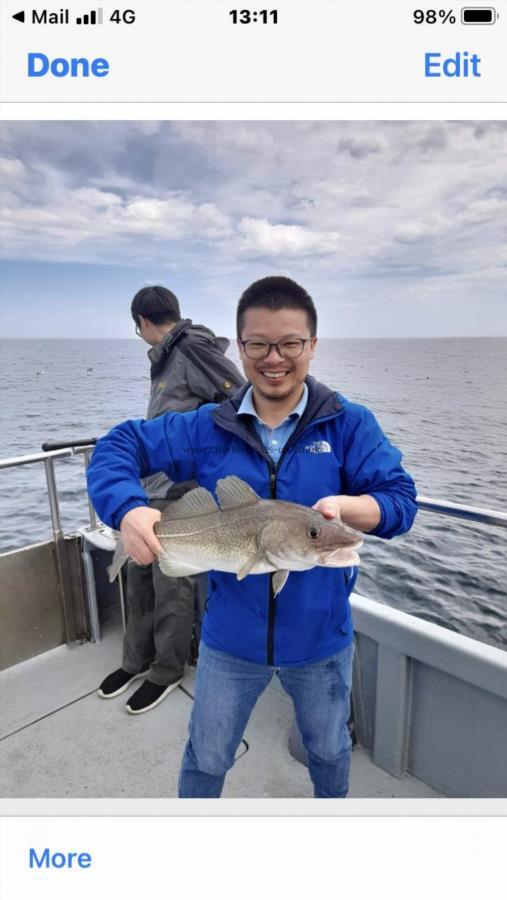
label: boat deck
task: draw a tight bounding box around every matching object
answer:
[0,612,441,799]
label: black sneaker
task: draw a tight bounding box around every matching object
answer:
[97,668,149,699]
[125,678,183,715]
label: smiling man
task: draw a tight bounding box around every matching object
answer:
[87,275,417,798]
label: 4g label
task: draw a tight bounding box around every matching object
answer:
[110,9,135,23]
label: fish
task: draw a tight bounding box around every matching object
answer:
[108,475,363,596]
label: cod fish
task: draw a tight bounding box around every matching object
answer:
[108,475,363,596]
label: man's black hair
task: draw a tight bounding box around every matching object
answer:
[236,276,317,337]
[131,285,181,325]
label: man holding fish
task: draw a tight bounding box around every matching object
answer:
[87,276,417,798]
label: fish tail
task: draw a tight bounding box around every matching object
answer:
[107,538,129,583]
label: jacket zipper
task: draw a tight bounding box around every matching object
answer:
[266,465,277,666]
[213,398,345,667]
[265,409,344,665]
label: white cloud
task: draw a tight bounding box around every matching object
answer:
[394,214,450,243]
[73,187,122,208]
[1,122,506,315]
[0,180,233,258]
[238,217,341,257]
[0,156,26,178]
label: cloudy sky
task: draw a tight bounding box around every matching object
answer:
[1,121,506,338]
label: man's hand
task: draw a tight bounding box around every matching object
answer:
[120,506,162,565]
[313,494,381,532]
[313,496,347,520]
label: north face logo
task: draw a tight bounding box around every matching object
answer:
[304,441,331,454]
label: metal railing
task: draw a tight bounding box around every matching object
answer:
[1,445,506,546]
[2,445,506,537]
[0,443,98,540]
[416,495,507,529]
[0,443,97,644]
[1,444,506,645]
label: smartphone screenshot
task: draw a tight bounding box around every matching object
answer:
[0,1,506,897]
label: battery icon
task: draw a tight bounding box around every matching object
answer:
[461,7,497,23]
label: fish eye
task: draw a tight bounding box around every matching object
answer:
[308,525,321,539]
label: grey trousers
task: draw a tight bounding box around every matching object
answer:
[121,560,196,686]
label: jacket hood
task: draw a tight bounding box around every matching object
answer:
[148,318,230,376]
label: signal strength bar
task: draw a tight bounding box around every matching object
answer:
[76,8,103,25]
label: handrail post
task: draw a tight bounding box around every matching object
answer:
[82,448,98,529]
[44,457,63,543]
[43,457,73,644]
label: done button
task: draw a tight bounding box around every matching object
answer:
[27,54,110,77]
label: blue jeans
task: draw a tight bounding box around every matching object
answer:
[178,641,354,798]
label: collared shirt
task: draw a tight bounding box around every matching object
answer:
[237,383,308,464]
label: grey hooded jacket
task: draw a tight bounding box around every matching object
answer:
[143,317,244,498]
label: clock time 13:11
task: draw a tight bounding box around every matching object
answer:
[229,9,278,24]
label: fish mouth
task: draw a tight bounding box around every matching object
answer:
[267,538,363,572]
[321,541,363,568]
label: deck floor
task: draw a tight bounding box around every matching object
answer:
[1,614,440,799]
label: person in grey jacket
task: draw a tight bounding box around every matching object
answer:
[97,285,244,713]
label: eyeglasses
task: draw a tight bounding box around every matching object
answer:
[239,338,312,360]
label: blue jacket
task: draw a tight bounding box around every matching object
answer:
[87,377,417,666]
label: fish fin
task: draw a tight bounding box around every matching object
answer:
[157,487,219,527]
[107,538,129,583]
[236,549,265,581]
[216,476,261,510]
[272,570,290,597]
[157,555,204,577]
